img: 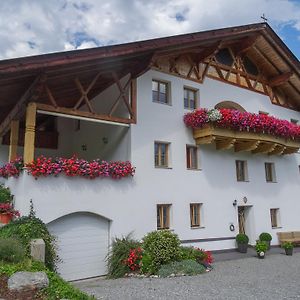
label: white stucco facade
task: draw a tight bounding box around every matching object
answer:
[2,69,300,251]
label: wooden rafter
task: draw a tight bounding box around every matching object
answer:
[252,142,277,154]
[45,84,58,107]
[268,71,293,87]
[0,75,45,137]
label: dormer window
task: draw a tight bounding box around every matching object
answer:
[215,48,234,67]
[243,56,259,76]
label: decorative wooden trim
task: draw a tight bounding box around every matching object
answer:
[23,102,37,164]
[8,120,19,161]
[268,72,293,87]
[193,124,300,155]
[130,79,137,123]
[36,103,134,125]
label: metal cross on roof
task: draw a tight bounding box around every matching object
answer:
[261,13,268,22]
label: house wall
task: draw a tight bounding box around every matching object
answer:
[3,68,300,251]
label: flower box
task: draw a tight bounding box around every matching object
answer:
[184,108,300,155]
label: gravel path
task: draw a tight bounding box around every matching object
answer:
[74,252,300,300]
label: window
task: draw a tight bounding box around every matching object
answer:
[215,48,234,66]
[155,142,169,167]
[236,160,248,182]
[157,204,171,229]
[190,203,201,227]
[265,162,276,182]
[184,88,197,109]
[259,111,269,115]
[152,80,169,104]
[186,145,198,169]
[243,56,259,76]
[270,208,280,228]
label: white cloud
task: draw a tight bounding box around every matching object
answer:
[0,0,299,59]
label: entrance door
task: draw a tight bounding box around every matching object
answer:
[238,206,246,234]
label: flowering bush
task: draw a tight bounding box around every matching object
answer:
[0,203,20,217]
[123,247,143,271]
[0,156,135,180]
[184,108,300,140]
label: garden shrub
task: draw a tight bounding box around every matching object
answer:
[0,259,94,300]
[106,234,141,278]
[140,252,155,274]
[179,246,213,265]
[179,246,196,260]
[143,230,181,273]
[0,205,57,270]
[0,184,13,203]
[158,259,206,277]
[0,238,25,263]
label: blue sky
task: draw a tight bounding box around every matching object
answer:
[0,0,299,60]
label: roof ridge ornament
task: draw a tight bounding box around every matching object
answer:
[261,14,268,23]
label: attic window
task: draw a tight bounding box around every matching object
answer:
[243,56,259,76]
[215,48,234,66]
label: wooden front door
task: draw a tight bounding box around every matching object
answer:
[238,206,245,234]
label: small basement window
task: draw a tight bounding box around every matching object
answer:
[270,208,280,228]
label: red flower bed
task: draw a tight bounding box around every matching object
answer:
[184,108,300,140]
[0,156,135,180]
[123,247,143,271]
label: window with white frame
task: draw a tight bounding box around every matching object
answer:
[184,87,197,109]
[236,160,248,182]
[152,80,169,104]
[270,208,280,228]
[157,204,171,229]
[265,162,276,182]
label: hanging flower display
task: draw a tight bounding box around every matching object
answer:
[184,108,300,140]
[0,156,135,180]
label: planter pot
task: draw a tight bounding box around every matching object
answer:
[237,243,248,253]
[0,213,13,224]
[285,248,293,256]
[257,251,265,259]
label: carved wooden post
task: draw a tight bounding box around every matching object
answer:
[131,79,137,123]
[8,120,19,161]
[23,102,37,164]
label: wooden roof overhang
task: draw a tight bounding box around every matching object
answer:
[0,22,299,137]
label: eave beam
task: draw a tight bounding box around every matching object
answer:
[268,72,293,87]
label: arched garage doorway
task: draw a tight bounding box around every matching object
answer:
[47,212,110,281]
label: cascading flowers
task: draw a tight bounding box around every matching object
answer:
[0,156,135,180]
[184,108,300,140]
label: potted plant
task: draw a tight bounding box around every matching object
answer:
[259,232,272,250]
[255,241,268,259]
[0,184,13,204]
[235,233,249,253]
[282,242,294,256]
[0,203,20,224]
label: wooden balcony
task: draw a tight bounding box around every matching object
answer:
[193,124,300,155]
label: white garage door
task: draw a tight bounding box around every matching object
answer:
[47,212,109,281]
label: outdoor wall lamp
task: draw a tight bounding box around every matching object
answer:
[102,137,108,144]
[233,199,237,207]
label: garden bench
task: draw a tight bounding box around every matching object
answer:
[277,231,300,245]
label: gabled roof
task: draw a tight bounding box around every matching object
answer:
[0,22,299,132]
